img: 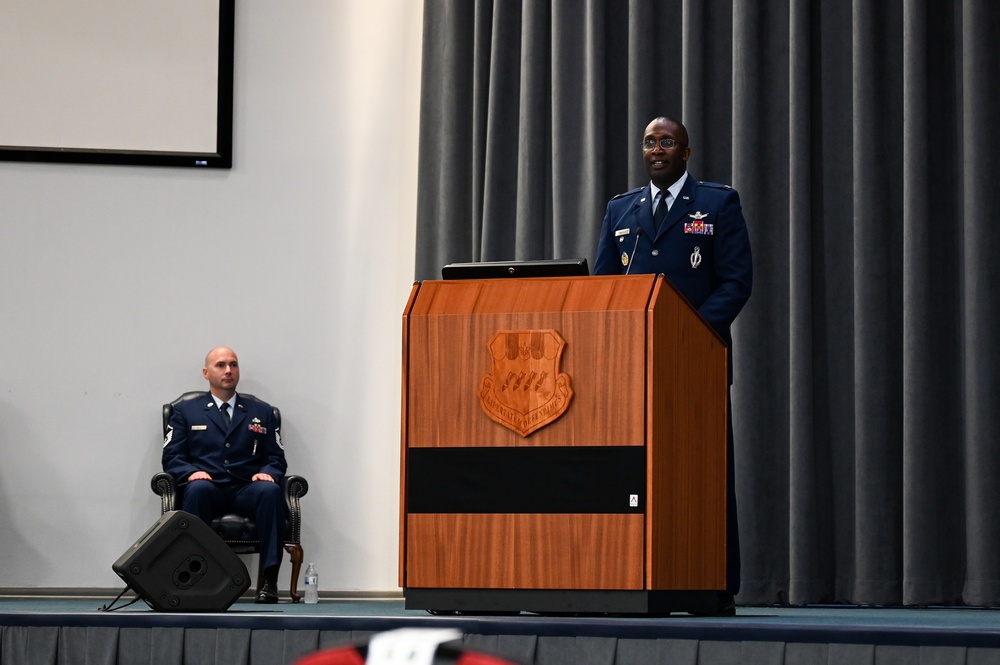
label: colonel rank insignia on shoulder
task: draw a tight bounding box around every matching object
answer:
[698,180,732,190]
[610,186,643,201]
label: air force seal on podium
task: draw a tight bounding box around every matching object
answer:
[479,329,574,437]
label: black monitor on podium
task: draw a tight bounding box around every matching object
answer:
[441,258,589,280]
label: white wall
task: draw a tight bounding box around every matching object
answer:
[0,0,423,592]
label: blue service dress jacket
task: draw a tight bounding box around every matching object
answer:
[594,175,753,368]
[162,392,287,485]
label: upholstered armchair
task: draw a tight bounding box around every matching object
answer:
[151,391,309,602]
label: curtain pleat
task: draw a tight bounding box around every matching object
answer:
[960,0,1000,607]
[0,626,58,665]
[57,627,118,665]
[851,0,906,606]
[901,0,968,606]
[415,0,1000,607]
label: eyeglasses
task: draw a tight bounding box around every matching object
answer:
[642,137,686,151]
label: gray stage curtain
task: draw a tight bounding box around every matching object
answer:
[415,0,1000,606]
[4,626,996,665]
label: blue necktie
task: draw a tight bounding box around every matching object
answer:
[220,402,231,426]
[653,190,669,229]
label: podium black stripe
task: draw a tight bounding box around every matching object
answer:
[406,446,646,513]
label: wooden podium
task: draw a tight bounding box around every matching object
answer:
[399,274,728,614]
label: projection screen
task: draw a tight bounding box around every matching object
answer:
[0,0,234,168]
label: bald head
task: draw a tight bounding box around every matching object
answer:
[203,346,240,399]
[205,346,235,366]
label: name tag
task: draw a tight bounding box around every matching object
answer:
[614,228,631,237]
[191,425,208,431]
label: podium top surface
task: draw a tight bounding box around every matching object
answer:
[408,274,661,316]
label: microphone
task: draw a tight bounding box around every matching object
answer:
[624,227,643,275]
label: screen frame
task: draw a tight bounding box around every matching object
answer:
[0,0,235,169]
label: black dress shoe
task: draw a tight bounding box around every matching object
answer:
[714,593,737,616]
[255,581,279,604]
[690,593,736,617]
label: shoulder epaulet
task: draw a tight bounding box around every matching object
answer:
[237,394,266,407]
[697,180,733,190]
[610,186,643,201]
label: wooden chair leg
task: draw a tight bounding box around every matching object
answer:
[286,543,304,603]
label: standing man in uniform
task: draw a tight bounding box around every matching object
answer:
[162,346,288,603]
[594,116,752,615]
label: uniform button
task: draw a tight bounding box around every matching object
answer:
[652,249,660,256]
[224,460,229,465]
[225,442,231,448]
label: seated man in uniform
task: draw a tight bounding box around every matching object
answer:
[161,346,288,603]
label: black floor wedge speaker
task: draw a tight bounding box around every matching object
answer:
[113,510,251,612]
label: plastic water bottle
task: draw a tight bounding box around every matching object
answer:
[304,563,319,604]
